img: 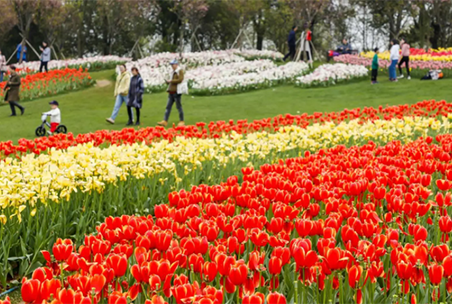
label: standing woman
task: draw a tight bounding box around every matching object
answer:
[389,39,400,82]
[127,67,144,126]
[0,50,6,82]
[398,38,411,80]
[4,65,25,116]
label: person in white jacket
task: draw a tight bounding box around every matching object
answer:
[389,39,400,81]
[43,100,61,134]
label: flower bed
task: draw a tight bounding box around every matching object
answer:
[361,47,452,62]
[15,55,131,72]
[296,63,368,87]
[126,50,301,94]
[335,54,452,77]
[2,99,451,159]
[1,112,451,285]
[235,49,284,61]
[189,62,310,95]
[19,133,452,304]
[0,68,94,101]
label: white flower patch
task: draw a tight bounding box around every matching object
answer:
[296,63,368,88]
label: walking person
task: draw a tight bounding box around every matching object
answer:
[389,39,400,82]
[157,59,186,127]
[0,50,6,82]
[283,26,297,61]
[3,65,24,117]
[371,47,379,84]
[398,38,411,80]
[39,42,51,73]
[106,64,131,124]
[126,67,144,126]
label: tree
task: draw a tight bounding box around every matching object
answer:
[8,0,39,63]
[170,0,209,53]
[282,0,330,29]
[226,0,265,49]
[0,1,17,41]
[95,0,147,55]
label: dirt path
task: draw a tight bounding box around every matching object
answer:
[96,79,112,87]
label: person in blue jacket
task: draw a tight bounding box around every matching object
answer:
[16,43,27,62]
[283,26,297,61]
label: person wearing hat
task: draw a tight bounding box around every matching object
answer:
[43,100,61,134]
[157,59,185,127]
[3,65,25,117]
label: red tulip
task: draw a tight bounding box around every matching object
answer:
[229,262,248,285]
[52,238,73,261]
[348,265,363,289]
[243,292,265,304]
[21,279,40,303]
[269,257,283,275]
[428,264,444,285]
[107,254,128,277]
[267,292,287,304]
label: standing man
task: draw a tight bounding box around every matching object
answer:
[283,26,297,61]
[157,59,185,127]
[3,65,25,117]
[16,43,27,63]
[39,42,51,73]
[106,64,131,124]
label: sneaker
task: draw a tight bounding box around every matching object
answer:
[157,120,168,127]
[47,131,53,135]
[177,121,185,127]
[21,108,25,115]
[397,75,404,79]
[106,118,115,124]
[135,121,140,126]
[407,76,411,80]
[126,121,134,126]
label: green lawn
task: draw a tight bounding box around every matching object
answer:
[0,69,450,142]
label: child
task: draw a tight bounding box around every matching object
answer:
[371,47,379,84]
[43,100,61,134]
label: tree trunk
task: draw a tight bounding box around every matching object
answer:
[179,21,184,56]
[256,33,264,50]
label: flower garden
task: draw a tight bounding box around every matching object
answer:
[1,48,452,304]
[0,96,450,303]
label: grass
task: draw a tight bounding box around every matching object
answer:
[0,69,451,143]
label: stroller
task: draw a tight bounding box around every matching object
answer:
[35,113,67,137]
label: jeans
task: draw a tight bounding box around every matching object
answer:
[0,71,3,82]
[398,56,410,76]
[164,93,184,121]
[389,59,398,80]
[110,95,130,120]
[9,101,24,115]
[39,61,48,73]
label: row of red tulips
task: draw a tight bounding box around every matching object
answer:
[2,99,452,159]
[0,68,94,102]
[18,133,452,304]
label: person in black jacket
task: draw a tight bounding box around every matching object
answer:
[283,26,297,61]
[126,67,144,126]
